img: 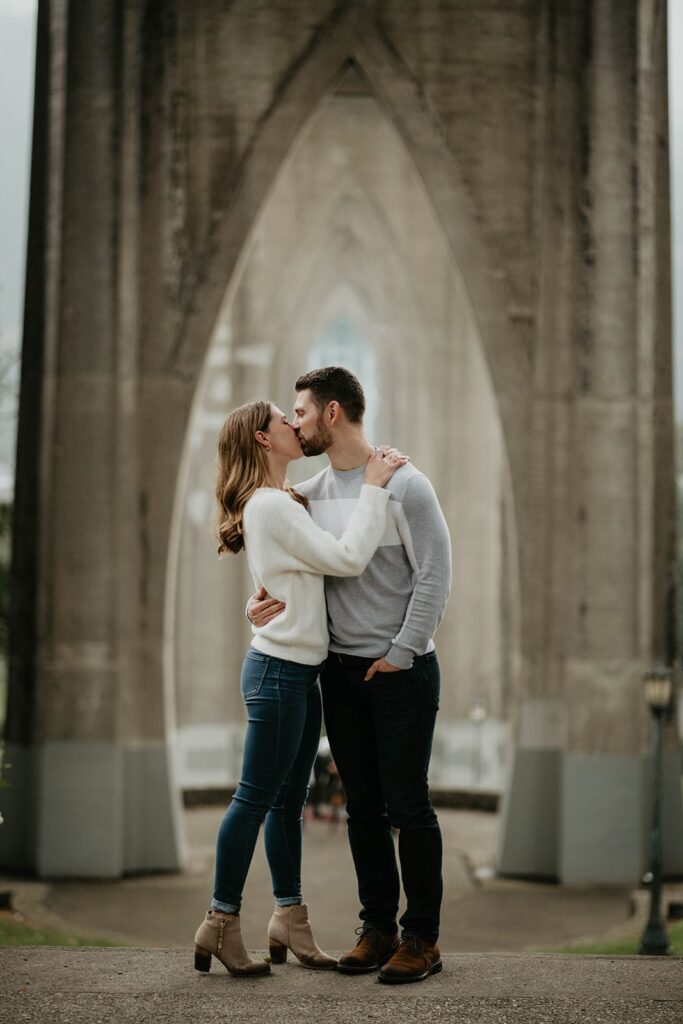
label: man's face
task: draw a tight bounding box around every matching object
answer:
[292,389,333,457]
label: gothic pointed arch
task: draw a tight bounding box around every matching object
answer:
[168,6,529,495]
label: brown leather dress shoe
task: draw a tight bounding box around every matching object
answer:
[336,924,399,974]
[377,935,442,984]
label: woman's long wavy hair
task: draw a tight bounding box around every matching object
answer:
[215,400,307,556]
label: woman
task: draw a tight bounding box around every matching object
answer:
[193,400,407,977]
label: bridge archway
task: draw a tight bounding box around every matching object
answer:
[170,80,520,801]
[4,0,678,884]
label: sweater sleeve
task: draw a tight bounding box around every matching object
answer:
[385,474,452,668]
[249,485,390,577]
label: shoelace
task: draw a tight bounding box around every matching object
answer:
[398,935,424,955]
[355,925,384,948]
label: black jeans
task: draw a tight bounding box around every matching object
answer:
[321,651,442,942]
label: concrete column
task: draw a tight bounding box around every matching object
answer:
[558,0,646,883]
[499,0,682,883]
[559,0,681,884]
[498,0,586,879]
[2,0,60,871]
[646,0,683,877]
[114,1,186,876]
[1,1,184,877]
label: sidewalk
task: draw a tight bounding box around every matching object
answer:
[1,808,650,952]
[1,947,681,1024]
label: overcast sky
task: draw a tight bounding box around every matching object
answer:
[0,0,35,357]
[0,0,682,458]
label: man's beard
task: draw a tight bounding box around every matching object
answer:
[299,416,333,457]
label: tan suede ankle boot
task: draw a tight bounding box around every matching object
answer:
[267,903,337,970]
[194,910,270,977]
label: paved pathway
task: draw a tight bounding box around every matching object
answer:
[1,947,681,1024]
[3,807,683,1023]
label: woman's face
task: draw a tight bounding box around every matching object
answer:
[264,405,304,460]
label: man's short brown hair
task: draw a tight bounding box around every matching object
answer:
[295,366,365,423]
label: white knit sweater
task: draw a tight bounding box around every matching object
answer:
[243,483,390,665]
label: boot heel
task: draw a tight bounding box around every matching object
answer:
[269,940,288,964]
[194,944,212,972]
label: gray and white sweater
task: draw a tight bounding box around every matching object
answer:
[297,462,452,668]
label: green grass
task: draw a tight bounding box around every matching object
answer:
[0,913,125,947]
[552,918,683,956]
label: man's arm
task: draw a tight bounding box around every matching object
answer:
[365,474,451,680]
[247,479,394,624]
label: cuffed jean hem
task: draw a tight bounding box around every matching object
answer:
[275,896,303,908]
[211,899,240,914]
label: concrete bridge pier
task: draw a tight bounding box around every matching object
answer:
[497,0,683,884]
[1,0,186,877]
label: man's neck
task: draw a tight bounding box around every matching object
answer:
[326,432,373,471]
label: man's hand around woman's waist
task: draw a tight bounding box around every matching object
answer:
[247,588,401,682]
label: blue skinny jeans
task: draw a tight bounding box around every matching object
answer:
[212,648,322,914]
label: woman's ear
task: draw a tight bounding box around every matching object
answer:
[255,431,272,452]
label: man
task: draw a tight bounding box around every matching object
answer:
[248,366,451,983]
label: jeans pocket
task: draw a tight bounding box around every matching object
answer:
[418,656,440,710]
[241,654,271,698]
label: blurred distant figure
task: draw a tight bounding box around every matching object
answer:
[308,737,345,822]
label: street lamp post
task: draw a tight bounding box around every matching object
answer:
[638,664,673,957]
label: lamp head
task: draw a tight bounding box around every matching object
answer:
[643,664,673,713]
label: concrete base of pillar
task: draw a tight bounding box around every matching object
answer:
[0,745,36,870]
[0,742,186,878]
[122,744,187,874]
[559,753,648,884]
[496,748,561,878]
[498,746,683,884]
[662,748,683,877]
